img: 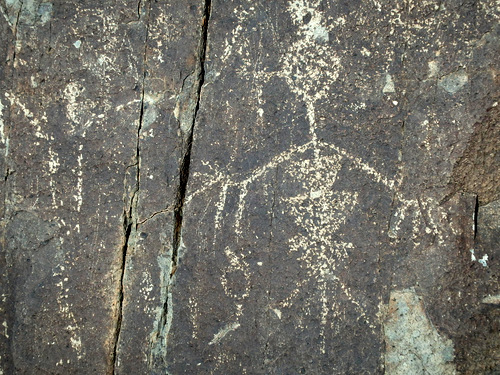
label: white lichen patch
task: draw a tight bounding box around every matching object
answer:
[383,74,396,93]
[478,254,488,267]
[383,288,456,375]
[470,248,477,261]
[469,249,489,267]
[150,254,174,362]
[428,60,439,78]
[142,93,163,129]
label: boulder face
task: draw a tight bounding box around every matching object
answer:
[0,0,498,374]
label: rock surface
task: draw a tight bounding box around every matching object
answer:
[0,0,498,374]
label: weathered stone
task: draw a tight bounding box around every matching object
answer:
[0,4,14,373]
[112,2,205,374]
[383,288,456,375]
[0,0,498,374]
[1,0,149,373]
[452,104,500,205]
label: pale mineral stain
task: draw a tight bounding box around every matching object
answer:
[272,308,282,319]
[469,249,488,267]
[208,321,240,346]
[142,93,162,129]
[383,288,456,375]
[481,295,500,305]
[438,70,468,94]
[38,2,53,24]
[478,254,488,267]
[309,190,322,199]
[428,60,439,78]
[383,74,396,93]
[470,248,477,261]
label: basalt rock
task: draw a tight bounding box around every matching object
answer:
[0,0,498,374]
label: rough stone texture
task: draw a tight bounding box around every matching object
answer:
[1,1,149,373]
[455,199,500,375]
[452,104,500,205]
[384,289,456,375]
[0,3,13,373]
[0,0,498,374]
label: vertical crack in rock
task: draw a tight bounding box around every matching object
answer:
[7,0,23,63]
[136,0,142,20]
[473,194,479,240]
[110,2,151,374]
[149,0,211,370]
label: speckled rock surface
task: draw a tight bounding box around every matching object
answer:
[0,0,498,374]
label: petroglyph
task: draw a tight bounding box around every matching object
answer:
[2,0,498,373]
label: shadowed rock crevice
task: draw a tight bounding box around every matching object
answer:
[149,0,211,371]
[111,1,152,373]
